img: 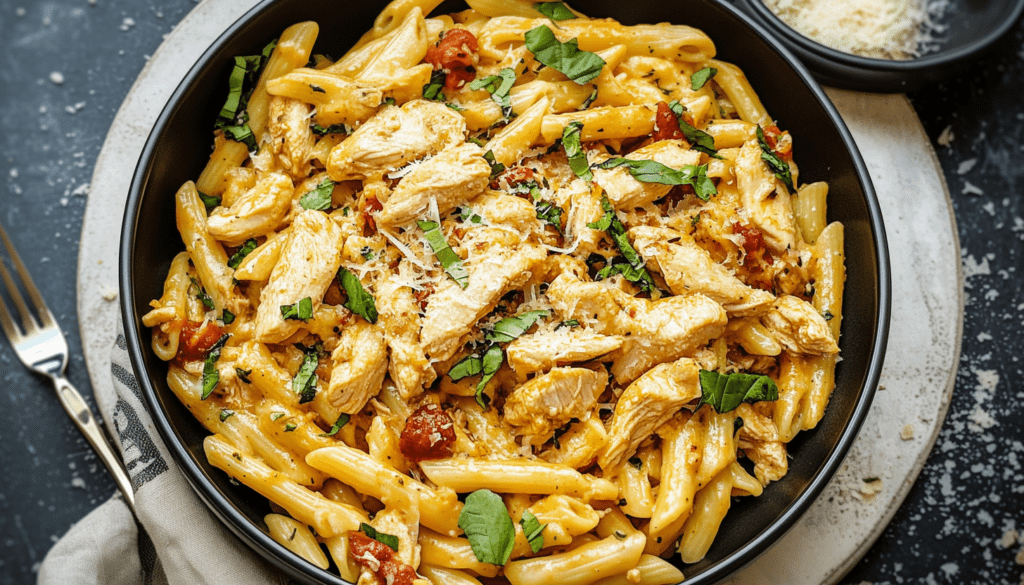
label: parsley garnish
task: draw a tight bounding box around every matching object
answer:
[201,334,230,400]
[293,342,322,404]
[470,68,517,122]
[595,158,717,201]
[319,414,350,437]
[337,267,379,324]
[299,179,335,211]
[228,239,258,269]
[520,510,547,553]
[667,100,722,159]
[690,66,718,91]
[280,297,313,322]
[562,121,592,181]
[359,523,400,552]
[756,125,794,192]
[418,220,469,289]
[458,490,516,565]
[697,370,779,414]
[534,1,577,20]
[524,25,605,85]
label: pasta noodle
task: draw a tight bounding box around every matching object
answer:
[144,1,846,581]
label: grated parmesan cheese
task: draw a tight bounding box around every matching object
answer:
[762,0,949,60]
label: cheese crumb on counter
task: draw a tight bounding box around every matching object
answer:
[900,423,914,440]
[762,0,948,60]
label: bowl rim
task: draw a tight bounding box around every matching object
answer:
[735,0,1024,73]
[118,0,892,583]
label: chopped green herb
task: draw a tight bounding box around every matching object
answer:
[557,319,580,329]
[361,247,375,261]
[580,87,598,110]
[483,149,506,179]
[201,334,230,400]
[459,489,516,565]
[697,369,779,414]
[228,239,258,269]
[485,311,548,344]
[299,180,335,211]
[520,510,547,553]
[418,220,469,289]
[667,100,722,159]
[221,309,235,325]
[457,206,483,224]
[270,412,285,421]
[734,416,745,431]
[533,1,577,20]
[310,123,349,136]
[220,123,258,151]
[198,191,222,212]
[445,102,466,112]
[214,39,277,152]
[586,196,658,292]
[359,523,400,552]
[823,310,834,321]
[690,66,718,91]
[189,277,216,311]
[524,25,606,85]
[595,158,717,201]
[449,354,484,381]
[284,423,297,432]
[423,69,447,101]
[691,212,701,227]
[320,414,350,437]
[382,97,397,106]
[293,342,322,404]
[280,297,313,322]
[219,409,234,422]
[470,68,517,121]
[562,121,592,181]
[476,345,504,409]
[235,368,252,384]
[756,126,794,192]
[337,267,379,324]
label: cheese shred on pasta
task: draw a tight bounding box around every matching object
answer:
[145,2,846,583]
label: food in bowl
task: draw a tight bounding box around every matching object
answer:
[141,1,846,582]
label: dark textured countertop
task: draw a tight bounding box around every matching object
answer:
[0,1,1021,584]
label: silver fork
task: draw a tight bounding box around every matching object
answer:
[0,223,135,509]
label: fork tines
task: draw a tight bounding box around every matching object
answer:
[0,223,56,340]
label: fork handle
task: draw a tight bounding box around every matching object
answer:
[53,376,136,510]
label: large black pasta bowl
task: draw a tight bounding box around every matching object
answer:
[120,1,891,583]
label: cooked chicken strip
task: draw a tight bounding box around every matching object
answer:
[207,172,294,245]
[760,295,839,355]
[255,210,345,343]
[630,225,775,317]
[266,96,315,179]
[504,366,607,437]
[379,143,491,227]
[735,139,796,253]
[599,357,701,470]
[313,321,389,422]
[507,328,622,377]
[327,99,465,182]
[376,273,436,401]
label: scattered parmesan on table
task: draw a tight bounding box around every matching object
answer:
[900,423,914,440]
[762,0,948,60]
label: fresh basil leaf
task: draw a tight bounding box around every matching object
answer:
[458,489,516,565]
[476,345,504,410]
[470,68,517,121]
[292,343,322,404]
[691,212,702,226]
[485,311,548,344]
[221,309,235,325]
[221,123,258,151]
[449,355,483,381]
[756,126,794,192]
[217,54,262,123]
[520,510,546,553]
[423,69,447,101]
[228,239,258,269]
[320,414,350,437]
[483,150,506,179]
[270,412,285,421]
[284,422,297,432]
[299,180,335,211]
[219,409,234,422]
[534,1,576,20]
[215,40,276,151]
[359,523,400,552]
[201,334,231,400]
[580,87,598,110]
[189,277,216,311]
[418,220,470,289]
[524,25,606,85]
[235,367,252,384]
[198,191,222,212]
[280,297,313,322]
[690,66,718,91]
[311,123,350,135]
[557,319,580,329]
[667,100,722,159]
[534,199,564,234]
[562,121,592,181]
[595,158,717,201]
[593,257,656,292]
[586,196,658,292]
[337,267,379,324]
[697,369,779,413]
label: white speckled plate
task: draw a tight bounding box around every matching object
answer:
[75,1,963,581]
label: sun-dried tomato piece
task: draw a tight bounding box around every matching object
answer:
[493,166,535,191]
[762,123,793,162]
[175,320,225,362]
[424,29,479,92]
[733,222,774,267]
[399,403,456,462]
[652,102,684,142]
[363,195,383,234]
[348,532,417,585]
[412,283,436,312]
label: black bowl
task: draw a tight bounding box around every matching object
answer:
[120,1,891,583]
[732,0,1024,93]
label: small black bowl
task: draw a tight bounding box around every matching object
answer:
[732,0,1024,92]
[120,1,891,583]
